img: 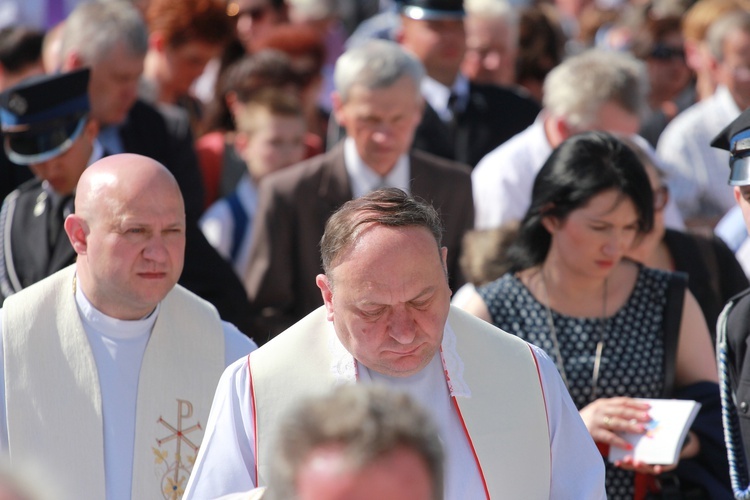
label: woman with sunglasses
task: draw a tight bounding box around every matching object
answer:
[462,131,727,498]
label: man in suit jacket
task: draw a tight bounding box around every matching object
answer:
[397,0,540,168]
[244,40,474,343]
[58,1,204,220]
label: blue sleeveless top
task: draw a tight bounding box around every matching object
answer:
[479,265,674,499]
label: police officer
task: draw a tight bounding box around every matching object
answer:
[0,68,100,301]
[714,109,750,497]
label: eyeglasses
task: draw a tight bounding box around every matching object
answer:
[649,44,685,61]
[653,185,669,211]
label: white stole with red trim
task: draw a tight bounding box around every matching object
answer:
[445,306,551,498]
[2,266,225,500]
[249,306,551,498]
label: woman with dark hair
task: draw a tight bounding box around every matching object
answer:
[462,131,725,499]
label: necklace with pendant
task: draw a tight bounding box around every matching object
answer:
[539,268,608,400]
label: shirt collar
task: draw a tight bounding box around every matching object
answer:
[343,137,410,199]
[74,271,159,341]
[421,74,470,121]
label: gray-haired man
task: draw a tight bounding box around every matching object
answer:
[243,39,474,343]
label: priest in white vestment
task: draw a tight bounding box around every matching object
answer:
[0,154,257,500]
[185,188,606,499]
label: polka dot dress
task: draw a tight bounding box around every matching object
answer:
[479,266,673,499]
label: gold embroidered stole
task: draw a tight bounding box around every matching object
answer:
[250,306,551,497]
[130,284,224,499]
[3,266,224,500]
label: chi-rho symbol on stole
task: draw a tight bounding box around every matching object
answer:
[153,399,203,498]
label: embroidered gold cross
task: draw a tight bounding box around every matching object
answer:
[157,399,202,452]
[157,399,202,499]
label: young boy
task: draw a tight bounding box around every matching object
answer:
[200,88,306,278]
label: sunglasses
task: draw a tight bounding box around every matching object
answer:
[649,44,685,61]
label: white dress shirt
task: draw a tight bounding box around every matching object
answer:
[420,74,470,123]
[343,137,410,198]
[472,116,550,230]
[200,175,258,278]
[656,85,740,220]
[473,117,686,230]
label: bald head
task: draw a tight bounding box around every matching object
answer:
[76,153,183,220]
[66,153,186,320]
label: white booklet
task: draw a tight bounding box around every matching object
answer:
[608,399,701,465]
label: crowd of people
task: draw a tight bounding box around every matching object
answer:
[2,0,750,498]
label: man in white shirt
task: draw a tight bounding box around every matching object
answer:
[0,154,256,500]
[473,48,658,230]
[657,12,750,226]
[185,188,606,499]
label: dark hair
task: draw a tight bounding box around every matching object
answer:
[507,131,654,271]
[203,49,299,132]
[0,27,43,73]
[320,188,444,275]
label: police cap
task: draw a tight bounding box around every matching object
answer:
[0,68,90,166]
[400,0,465,20]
